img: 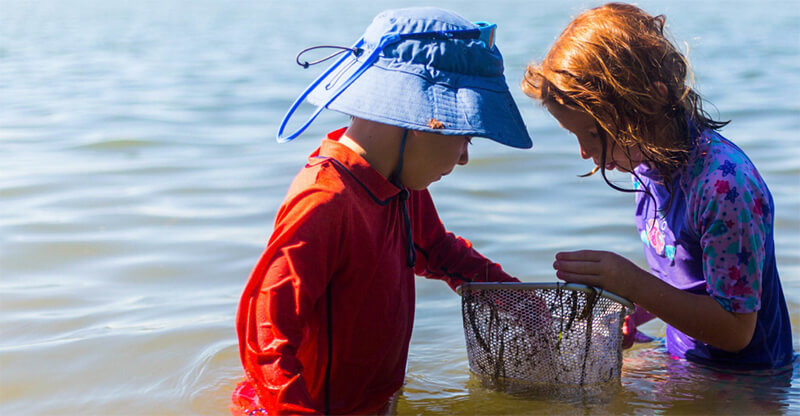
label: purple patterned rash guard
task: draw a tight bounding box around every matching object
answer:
[633,129,793,370]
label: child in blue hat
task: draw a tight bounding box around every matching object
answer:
[233,7,532,415]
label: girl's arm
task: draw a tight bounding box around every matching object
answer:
[553,250,757,352]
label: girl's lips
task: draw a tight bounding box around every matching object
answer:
[605,162,617,171]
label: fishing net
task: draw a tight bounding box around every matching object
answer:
[459,282,634,388]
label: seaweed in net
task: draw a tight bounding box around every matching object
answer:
[463,289,504,377]
[555,288,580,351]
[578,288,600,385]
[463,285,617,388]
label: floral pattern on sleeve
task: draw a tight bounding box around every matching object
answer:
[688,135,771,313]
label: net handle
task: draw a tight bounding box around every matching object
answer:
[456,281,635,314]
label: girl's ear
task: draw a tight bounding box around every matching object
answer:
[654,81,669,100]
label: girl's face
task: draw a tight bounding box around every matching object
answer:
[401,131,471,190]
[545,102,644,172]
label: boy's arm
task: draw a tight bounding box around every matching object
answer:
[409,190,519,290]
[236,192,341,414]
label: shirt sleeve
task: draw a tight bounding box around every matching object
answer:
[408,189,519,290]
[236,188,342,415]
[692,156,771,313]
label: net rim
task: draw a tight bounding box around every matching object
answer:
[457,281,635,314]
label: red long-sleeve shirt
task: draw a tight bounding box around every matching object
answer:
[234,128,517,415]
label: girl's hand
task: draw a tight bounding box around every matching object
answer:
[552,250,648,300]
[621,315,637,349]
[622,314,657,348]
[621,305,657,348]
[553,251,757,352]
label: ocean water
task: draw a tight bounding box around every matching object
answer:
[1,0,798,414]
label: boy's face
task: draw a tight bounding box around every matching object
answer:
[401,131,471,190]
[545,102,643,173]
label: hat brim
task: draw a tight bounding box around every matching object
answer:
[307,57,533,149]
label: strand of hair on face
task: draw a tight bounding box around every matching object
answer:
[578,166,600,178]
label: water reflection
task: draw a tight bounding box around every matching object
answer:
[469,374,622,406]
[400,336,800,415]
[622,343,798,414]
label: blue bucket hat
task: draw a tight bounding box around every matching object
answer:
[277,7,533,149]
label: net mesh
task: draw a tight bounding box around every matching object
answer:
[461,283,630,387]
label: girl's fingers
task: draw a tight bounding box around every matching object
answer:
[555,250,604,262]
[555,269,600,286]
[553,259,600,275]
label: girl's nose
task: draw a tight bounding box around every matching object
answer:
[579,146,592,160]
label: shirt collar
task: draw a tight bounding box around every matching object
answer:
[308,127,402,203]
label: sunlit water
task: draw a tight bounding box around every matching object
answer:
[1,0,799,414]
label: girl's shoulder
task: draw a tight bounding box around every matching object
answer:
[682,131,766,194]
[680,130,773,230]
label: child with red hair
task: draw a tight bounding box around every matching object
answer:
[523,2,792,370]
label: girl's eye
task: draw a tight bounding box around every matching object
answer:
[589,131,599,138]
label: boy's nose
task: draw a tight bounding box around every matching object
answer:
[458,146,469,165]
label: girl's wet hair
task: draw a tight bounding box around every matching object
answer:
[522,2,728,211]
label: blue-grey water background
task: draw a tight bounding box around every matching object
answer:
[1,0,798,414]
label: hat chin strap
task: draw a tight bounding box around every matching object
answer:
[391,129,417,268]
